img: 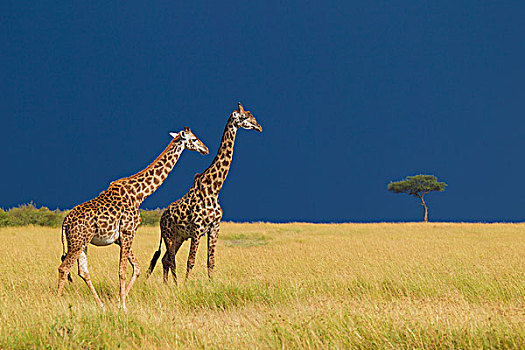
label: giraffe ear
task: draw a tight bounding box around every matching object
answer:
[169,132,181,139]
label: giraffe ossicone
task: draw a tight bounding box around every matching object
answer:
[57,128,208,311]
[147,102,262,283]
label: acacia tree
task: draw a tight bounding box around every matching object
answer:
[387,175,447,222]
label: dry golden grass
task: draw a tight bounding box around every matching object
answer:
[0,223,524,349]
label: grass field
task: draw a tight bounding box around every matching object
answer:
[0,223,524,349]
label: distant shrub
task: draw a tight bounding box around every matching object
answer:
[0,203,164,227]
[5,203,68,227]
[0,209,8,227]
[140,208,164,226]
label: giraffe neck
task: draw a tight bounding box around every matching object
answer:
[122,137,185,205]
[199,118,238,196]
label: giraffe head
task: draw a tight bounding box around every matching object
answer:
[230,102,262,132]
[170,127,209,155]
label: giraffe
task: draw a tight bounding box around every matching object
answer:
[57,127,209,310]
[146,103,262,283]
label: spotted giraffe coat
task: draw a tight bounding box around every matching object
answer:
[57,128,208,310]
[147,103,262,283]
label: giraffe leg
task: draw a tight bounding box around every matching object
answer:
[124,248,141,297]
[115,238,141,296]
[118,233,133,312]
[167,237,184,285]
[77,247,104,309]
[57,249,82,297]
[207,222,220,280]
[162,249,171,284]
[185,238,200,280]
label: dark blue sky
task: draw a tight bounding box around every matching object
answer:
[2,1,524,222]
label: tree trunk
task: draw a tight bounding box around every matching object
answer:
[419,195,428,222]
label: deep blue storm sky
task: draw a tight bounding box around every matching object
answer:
[2,1,524,222]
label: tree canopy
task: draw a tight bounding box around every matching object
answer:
[387,175,447,222]
[388,175,446,197]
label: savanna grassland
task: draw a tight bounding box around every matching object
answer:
[0,223,524,349]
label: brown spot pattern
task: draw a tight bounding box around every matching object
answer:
[57,129,208,310]
[151,104,262,284]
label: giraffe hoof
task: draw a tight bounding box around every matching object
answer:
[118,302,128,313]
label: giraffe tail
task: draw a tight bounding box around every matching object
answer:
[61,223,73,283]
[146,234,163,278]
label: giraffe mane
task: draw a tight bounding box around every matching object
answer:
[120,134,182,182]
